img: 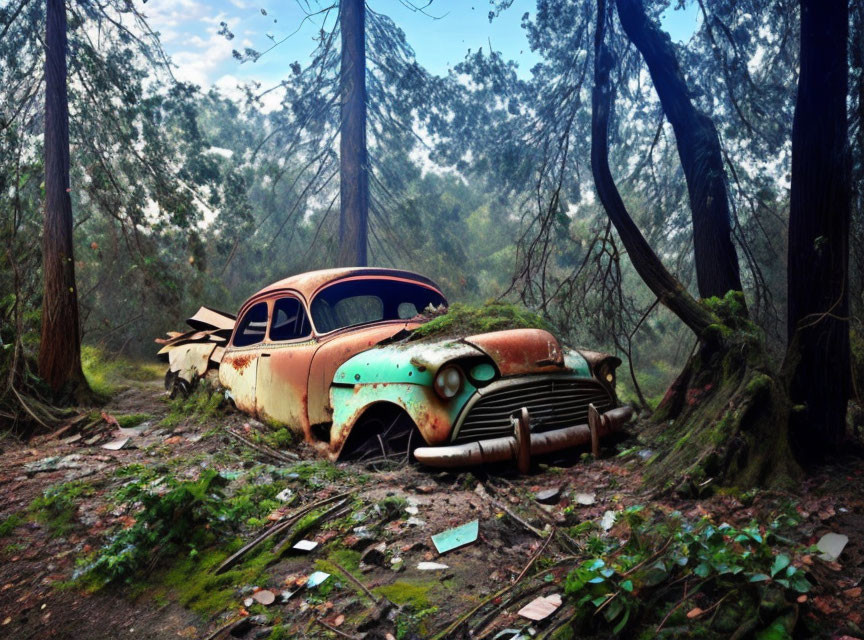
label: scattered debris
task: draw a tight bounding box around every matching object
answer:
[534,487,561,504]
[432,519,479,554]
[306,571,330,588]
[251,590,276,606]
[292,540,318,552]
[417,562,449,571]
[101,438,130,451]
[600,510,617,531]
[573,492,596,505]
[817,532,849,562]
[517,593,562,621]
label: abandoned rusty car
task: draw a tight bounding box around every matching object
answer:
[158,268,632,470]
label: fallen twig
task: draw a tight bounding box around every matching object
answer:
[271,497,350,557]
[214,492,351,574]
[226,427,299,463]
[329,560,382,604]
[314,618,361,640]
[490,497,546,539]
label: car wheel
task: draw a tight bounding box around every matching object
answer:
[341,406,422,463]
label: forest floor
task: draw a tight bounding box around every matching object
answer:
[0,366,862,640]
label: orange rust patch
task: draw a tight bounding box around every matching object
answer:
[230,354,254,371]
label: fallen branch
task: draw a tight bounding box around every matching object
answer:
[491,497,546,539]
[271,497,350,557]
[329,560,382,604]
[214,492,350,574]
[314,618,361,640]
[226,427,299,463]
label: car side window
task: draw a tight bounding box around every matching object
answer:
[233,302,268,347]
[270,297,311,341]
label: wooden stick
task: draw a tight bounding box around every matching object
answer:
[314,618,361,640]
[214,492,351,574]
[329,560,382,604]
[491,498,545,539]
[226,428,299,463]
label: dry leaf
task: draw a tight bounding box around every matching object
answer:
[686,607,704,619]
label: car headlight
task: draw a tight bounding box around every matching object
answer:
[434,365,463,399]
[598,361,616,386]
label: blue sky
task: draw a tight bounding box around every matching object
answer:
[142,0,700,101]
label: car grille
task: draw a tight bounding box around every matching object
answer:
[452,378,614,444]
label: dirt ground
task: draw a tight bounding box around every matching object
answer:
[0,376,862,640]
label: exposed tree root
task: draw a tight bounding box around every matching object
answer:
[644,296,801,493]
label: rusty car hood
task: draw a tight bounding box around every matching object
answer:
[462,328,568,376]
[334,327,592,385]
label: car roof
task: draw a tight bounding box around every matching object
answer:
[250,267,444,302]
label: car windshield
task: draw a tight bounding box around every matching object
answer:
[310,278,446,334]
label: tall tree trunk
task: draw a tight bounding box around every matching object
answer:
[338,0,368,267]
[593,0,799,490]
[787,0,850,459]
[591,0,714,338]
[616,0,743,301]
[38,0,88,397]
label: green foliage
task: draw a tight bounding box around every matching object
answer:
[563,506,810,637]
[411,301,551,339]
[85,469,228,585]
[0,513,24,537]
[29,481,95,537]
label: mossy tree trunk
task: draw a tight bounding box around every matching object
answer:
[592,0,799,491]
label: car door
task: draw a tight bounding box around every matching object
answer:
[220,300,269,414]
[255,294,317,436]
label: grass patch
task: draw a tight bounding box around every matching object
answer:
[0,513,24,537]
[114,413,153,429]
[410,301,550,340]
[374,580,435,609]
[81,344,163,396]
[160,383,224,428]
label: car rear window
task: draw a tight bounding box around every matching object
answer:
[310,279,446,333]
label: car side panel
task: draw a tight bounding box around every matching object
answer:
[255,339,317,437]
[306,323,412,427]
[327,382,475,457]
[219,348,262,414]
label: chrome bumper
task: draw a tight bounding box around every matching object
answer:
[414,404,633,471]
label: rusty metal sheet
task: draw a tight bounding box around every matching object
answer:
[219,350,261,413]
[306,323,414,427]
[255,341,316,435]
[328,383,460,457]
[186,306,236,331]
[168,342,217,383]
[464,329,566,376]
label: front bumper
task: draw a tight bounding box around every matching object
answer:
[413,405,633,471]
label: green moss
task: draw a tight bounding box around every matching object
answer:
[81,344,163,396]
[374,580,435,609]
[160,383,224,428]
[28,481,94,537]
[411,301,550,340]
[115,413,153,429]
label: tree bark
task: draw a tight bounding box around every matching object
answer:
[787,0,850,458]
[616,0,743,301]
[338,0,369,267]
[38,0,88,397]
[591,0,714,337]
